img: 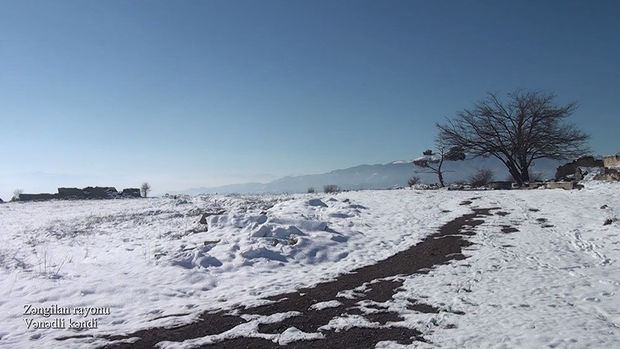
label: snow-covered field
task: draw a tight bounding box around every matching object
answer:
[1,182,619,348]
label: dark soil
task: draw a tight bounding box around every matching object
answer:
[60,202,502,349]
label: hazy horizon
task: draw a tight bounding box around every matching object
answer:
[2,0,619,200]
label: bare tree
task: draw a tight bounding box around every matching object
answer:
[438,90,589,186]
[407,176,420,187]
[413,143,465,187]
[141,182,151,198]
[469,169,494,187]
[323,185,340,193]
[12,189,23,201]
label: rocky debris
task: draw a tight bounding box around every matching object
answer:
[603,154,620,168]
[546,181,583,190]
[199,210,225,224]
[555,156,604,180]
[186,227,208,234]
[308,199,328,207]
[488,181,513,190]
[594,168,620,181]
[526,182,545,189]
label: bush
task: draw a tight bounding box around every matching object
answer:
[307,187,315,193]
[12,189,23,201]
[529,171,545,182]
[469,169,494,187]
[407,176,420,187]
[323,185,340,193]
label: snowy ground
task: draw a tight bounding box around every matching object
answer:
[0,182,619,348]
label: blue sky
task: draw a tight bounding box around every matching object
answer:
[1,0,618,198]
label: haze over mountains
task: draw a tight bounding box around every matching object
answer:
[179,157,564,195]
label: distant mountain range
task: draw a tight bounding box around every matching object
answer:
[178,157,565,195]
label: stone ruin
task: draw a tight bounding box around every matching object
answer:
[554,156,604,180]
[13,186,142,202]
[603,155,620,168]
[553,154,620,185]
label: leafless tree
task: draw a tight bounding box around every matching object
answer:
[141,182,151,198]
[12,189,23,201]
[469,169,494,187]
[413,143,465,187]
[323,185,340,193]
[438,90,589,186]
[407,176,420,187]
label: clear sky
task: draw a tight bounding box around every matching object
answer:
[1,0,618,199]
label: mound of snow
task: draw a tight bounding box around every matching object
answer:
[169,245,222,269]
[278,327,324,345]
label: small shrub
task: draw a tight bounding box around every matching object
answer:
[323,185,340,193]
[12,189,23,201]
[529,172,545,182]
[141,182,151,198]
[307,187,315,193]
[407,176,420,187]
[469,169,494,187]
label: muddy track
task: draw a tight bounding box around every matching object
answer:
[61,201,498,348]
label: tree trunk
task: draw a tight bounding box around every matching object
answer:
[438,171,445,187]
[519,158,530,184]
[437,158,445,187]
[507,164,523,187]
[520,170,530,184]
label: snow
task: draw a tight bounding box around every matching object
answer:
[277,327,324,345]
[1,182,619,348]
[399,181,620,348]
[159,312,302,349]
[309,300,342,311]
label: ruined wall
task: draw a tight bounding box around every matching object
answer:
[120,188,141,198]
[555,156,604,180]
[17,193,59,201]
[81,187,119,199]
[604,155,620,168]
[17,186,143,202]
